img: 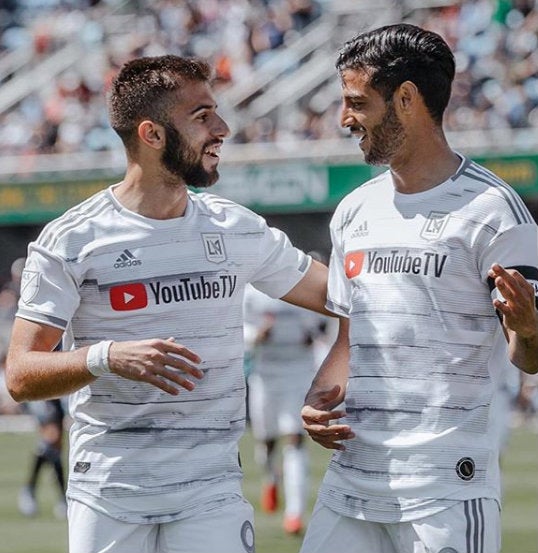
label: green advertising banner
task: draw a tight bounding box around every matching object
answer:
[0,153,537,224]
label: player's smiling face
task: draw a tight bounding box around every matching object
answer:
[162,81,230,187]
[340,68,406,166]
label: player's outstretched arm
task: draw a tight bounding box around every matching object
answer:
[6,318,203,402]
[302,317,355,450]
[281,259,332,316]
[489,263,538,374]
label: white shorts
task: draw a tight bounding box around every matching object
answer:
[68,497,255,553]
[300,498,501,553]
[248,373,309,440]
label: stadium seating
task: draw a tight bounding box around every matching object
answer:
[0,0,537,165]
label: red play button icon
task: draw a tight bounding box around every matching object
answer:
[109,283,148,311]
[345,251,365,279]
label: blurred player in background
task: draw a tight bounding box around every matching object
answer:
[244,283,328,535]
[301,23,538,553]
[5,54,339,553]
[0,258,68,518]
[513,371,538,430]
[18,397,67,519]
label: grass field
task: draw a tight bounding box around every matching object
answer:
[0,421,536,553]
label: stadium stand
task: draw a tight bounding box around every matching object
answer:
[0,0,538,167]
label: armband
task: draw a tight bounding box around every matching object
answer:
[86,340,113,377]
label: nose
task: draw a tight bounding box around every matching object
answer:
[215,113,231,138]
[340,108,354,129]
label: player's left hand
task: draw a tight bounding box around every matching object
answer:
[489,263,538,338]
[302,385,355,451]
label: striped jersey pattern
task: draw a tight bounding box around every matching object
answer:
[17,186,310,523]
[322,156,538,522]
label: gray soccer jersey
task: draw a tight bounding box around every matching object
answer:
[323,156,538,523]
[17,186,310,523]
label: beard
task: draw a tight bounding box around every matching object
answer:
[363,101,406,166]
[161,122,219,188]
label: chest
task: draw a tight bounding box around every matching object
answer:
[339,202,479,283]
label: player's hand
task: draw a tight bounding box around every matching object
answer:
[302,385,355,450]
[489,263,538,338]
[108,337,203,394]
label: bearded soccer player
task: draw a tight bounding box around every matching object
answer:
[300,24,538,553]
[6,55,341,553]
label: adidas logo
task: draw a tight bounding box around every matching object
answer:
[351,221,369,238]
[114,249,142,269]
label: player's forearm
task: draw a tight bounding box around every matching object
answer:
[305,317,349,407]
[6,348,95,402]
[509,327,538,374]
[282,260,333,316]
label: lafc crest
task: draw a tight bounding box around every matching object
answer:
[421,211,450,241]
[202,233,227,263]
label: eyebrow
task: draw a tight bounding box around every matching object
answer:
[344,93,367,100]
[190,103,216,115]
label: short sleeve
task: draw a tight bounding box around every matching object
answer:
[326,212,351,317]
[16,243,80,330]
[249,223,311,299]
[480,223,538,304]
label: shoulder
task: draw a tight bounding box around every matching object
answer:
[33,188,114,254]
[331,171,390,227]
[191,190,267,228]
[456,159,534,227]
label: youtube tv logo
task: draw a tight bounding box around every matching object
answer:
[109,283,148,311]
[345,251,365,279]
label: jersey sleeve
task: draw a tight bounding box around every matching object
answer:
[16,242,80,330]
[249,223,311,299]
[480,223,538,305]
[326,211,351,317]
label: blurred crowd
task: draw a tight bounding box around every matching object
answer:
[0,0,538,157]
[0,0,325,154]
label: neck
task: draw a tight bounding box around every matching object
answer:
[389,128,461,194]
[113,163,190,219]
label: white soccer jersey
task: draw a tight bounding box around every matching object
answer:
[322,156,538,523]
[17,186,311,524]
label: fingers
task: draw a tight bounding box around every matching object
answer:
[303,423,355,450]
[489,264,533,298]
[164,352,204,380]
[109,338,203,394]
[302,402,355,451]
[150,338,202,379]
[140,369,194,396]
[489,263,538,337]
[164,338,203,365]
[301,405,346,423]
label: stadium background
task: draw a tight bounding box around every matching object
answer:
[0,0,537,551]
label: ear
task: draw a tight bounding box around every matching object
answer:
[137,120,165,150]
[394,81,419,115]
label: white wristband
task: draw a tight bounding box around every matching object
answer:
[86,340,113,377]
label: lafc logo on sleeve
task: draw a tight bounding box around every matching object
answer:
[202,233,227,263]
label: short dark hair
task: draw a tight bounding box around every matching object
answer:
[336,24,455,124]
[108,55,213,152]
